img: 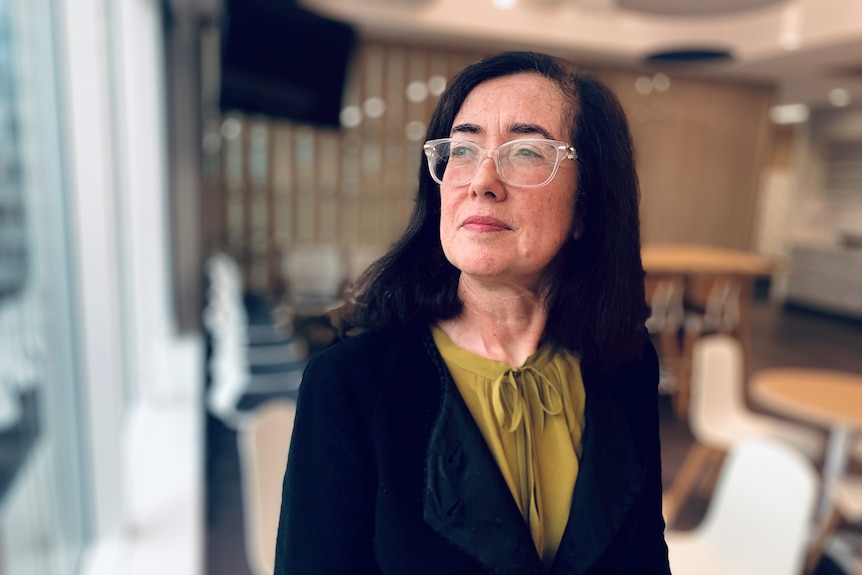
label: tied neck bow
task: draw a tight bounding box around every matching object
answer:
[487,363,570,552]
[490,365,565,433]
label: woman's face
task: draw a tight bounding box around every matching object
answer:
[439,72,578,290]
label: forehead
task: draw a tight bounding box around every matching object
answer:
[453,73,568,138]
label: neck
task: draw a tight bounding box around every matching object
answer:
[437,275,549,367]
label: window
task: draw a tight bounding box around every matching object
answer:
[0,0,89,572]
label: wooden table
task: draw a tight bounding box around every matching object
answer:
[642,244,781,418]
[642,243,779,362]
[751,368,862,515]
[642,243,780,277]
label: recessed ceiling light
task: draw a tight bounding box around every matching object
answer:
[635,76,652,95]
[779,4,802,51]
[339,106,362,128]
[769,103,809,124]
[652,73,670,92]
[406,81,428,103]
[492,0,518,8]
[828,88,851,108]
[363,97,386,118]
[428,76,447,96]
[780,32,801,51]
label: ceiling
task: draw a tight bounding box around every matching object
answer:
[300,0,862,112]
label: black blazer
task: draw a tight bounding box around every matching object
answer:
[274,322,670,574]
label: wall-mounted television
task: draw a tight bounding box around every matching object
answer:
[219,0,357,128]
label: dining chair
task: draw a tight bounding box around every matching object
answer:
[237,399,296,575]
[645,276,696,415]
[662,334,826,526]
[665,437,819,575]
[804,475,862,575]
[696,276,741,335]
[204,253,308,429]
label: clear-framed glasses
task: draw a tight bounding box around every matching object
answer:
[423,138,577,188]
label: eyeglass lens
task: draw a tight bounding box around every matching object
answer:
[427,140,564,187]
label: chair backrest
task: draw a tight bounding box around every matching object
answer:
[645,277,685,334]
[701,278,741,333]
[237,400,296,575]
[696,438,819,574]
[689,334,747,444]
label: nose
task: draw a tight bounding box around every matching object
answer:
[469,154,507,201]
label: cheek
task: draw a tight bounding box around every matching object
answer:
[438,194,455,231]
[533,193,576,242]
[438,193,459,252]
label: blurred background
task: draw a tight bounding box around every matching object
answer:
[0,0,861,573]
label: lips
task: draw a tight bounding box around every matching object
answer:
[461,215,511,232]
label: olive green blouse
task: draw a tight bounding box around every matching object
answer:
[430,326,586,569]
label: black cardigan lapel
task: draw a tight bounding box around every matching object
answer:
[422,355,544,575]
[420,331,646,575]
[551,373,646,575]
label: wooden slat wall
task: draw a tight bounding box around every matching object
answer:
[598,69,775,251]
[210,41,777,293]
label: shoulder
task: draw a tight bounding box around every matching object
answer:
[299,322,434,400]
[294,322,445,444]
[585,334,660,420]
[616,334,658,383]
[584,334,658,391]
[307,323,426,372]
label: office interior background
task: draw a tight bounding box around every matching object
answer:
[0,0,861,573]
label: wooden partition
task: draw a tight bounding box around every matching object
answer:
[598,70,775,251]
[206,41,777,293]
[209,44,484,292]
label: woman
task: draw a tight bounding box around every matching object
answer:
[274,51,670,574]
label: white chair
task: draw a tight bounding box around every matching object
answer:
[663,334,825,525]
[204,253,308,428]
[237,399,296,575]
[804,475,862,574]
[666,438,819,575]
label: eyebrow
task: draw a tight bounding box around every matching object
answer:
[450,122,555,139]
[510,122,554,139]
[451,123,481,135]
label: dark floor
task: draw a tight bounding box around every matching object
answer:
[205,300,862,575]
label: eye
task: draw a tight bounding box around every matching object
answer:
[450,142,476,158]
[449,142,477,162]
[508,141,550,161]
[516,147,541,159]
[451,146,468,157]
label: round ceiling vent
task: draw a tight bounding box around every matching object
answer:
[643,47,734,65]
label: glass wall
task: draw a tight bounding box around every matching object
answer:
[0,0,89,573]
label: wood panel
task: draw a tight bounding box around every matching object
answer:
[597,70,776,251]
